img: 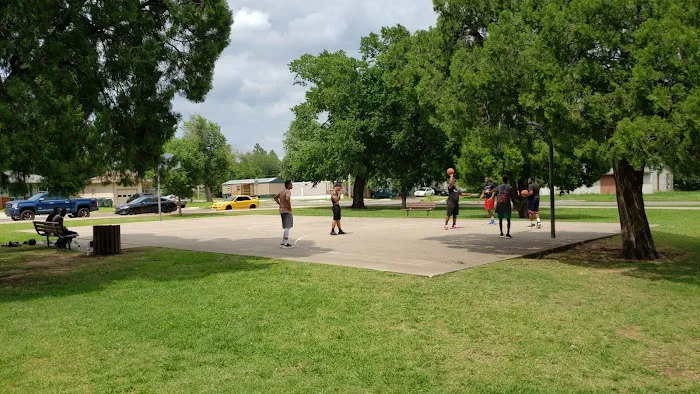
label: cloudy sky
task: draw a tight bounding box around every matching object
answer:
[172,0,438,156]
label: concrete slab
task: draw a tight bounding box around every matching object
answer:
[66,215,620,277]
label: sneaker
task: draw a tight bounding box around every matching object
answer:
[331,230,337,235]
[282,243,295,249]
[528,223,536,227]
[506,234,512,239]
[500,234,504,238]
[338,230,346,235]
[489,220,495,225]
[452,225,457,229]
[444,226,449,230]
[536,222,542,229]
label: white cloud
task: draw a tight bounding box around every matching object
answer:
[174,0,438,155]
[231,8,271,32]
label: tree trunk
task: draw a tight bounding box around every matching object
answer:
[613,159,659,259]
[512,179,527,218]
[401,193,407,209]
[352,176,367,209]
[205,186,213,202]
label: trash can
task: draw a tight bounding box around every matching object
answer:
[93,225,121,255]
[106,199,113,208]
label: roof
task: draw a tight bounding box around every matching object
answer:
[3,172,43,184]
[222,177,284,185]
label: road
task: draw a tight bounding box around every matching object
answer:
[2,198,699,224]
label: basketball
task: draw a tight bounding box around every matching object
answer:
[520,190,529,198]
[447,168,455,175]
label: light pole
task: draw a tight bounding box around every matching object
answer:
[526,121,556,239]
[158,153,174,222]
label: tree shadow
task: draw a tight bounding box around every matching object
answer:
[421,231,618,257]
[538,234,699,285]
[0,235,333,303]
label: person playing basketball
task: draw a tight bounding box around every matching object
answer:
[477,176,496,225]
[444,169,460,230]
[274,181,294,248]
[330,182,345,235]
[527,177,541,228]
[495,175,516,238]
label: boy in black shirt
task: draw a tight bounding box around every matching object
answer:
[444,173,460,230]
[495,176,516,238]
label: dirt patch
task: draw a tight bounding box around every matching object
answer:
[546,238,687,268]
[615,325,646,342]
[647,342,700,382]
[0,249,92,285]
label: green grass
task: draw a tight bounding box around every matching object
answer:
[540,191,700,202]
[0,209,698,392]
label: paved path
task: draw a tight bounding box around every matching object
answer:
[64,215,621,277]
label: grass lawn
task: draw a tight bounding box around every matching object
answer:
[0,209,698,392]
[540,190,700,202]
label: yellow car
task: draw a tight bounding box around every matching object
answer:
[212,195,260,210]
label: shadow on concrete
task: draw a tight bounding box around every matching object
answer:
[115,232,334,259]
[0,236,332,303]
[421,231,614,257]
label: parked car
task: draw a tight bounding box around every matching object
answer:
[413,187,435,197]
[433,187,449,196]
[211,195,260,210]
[371,189,395,198]
[4,192,99,221]
[163,194,188,208]
[126,193,154,204]
[115,196,177,215]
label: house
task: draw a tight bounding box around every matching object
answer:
[1,172,153,207]
[291,181,335,199]
[79,176,153,206]
[222,178,285,198]
[0,174,44,207]
[540,168,673,195]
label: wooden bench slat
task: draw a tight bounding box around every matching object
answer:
[32,221,78,249]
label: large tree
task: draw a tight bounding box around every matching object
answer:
[235,143,282,179]
[284,30,453,209]
[530,0,700,259]
[433,0,700,258]
[284,50,384,209]
[0,0,232,195]
[161,136,204,215]
[429,1,607,217]
[181,114,232,202]
[365,26,453,208]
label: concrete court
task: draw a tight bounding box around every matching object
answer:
[71,215,620,277]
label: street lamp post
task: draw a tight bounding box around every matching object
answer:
[526,121,556,239]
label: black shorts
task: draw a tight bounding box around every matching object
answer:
[281,213,293,229]
[332,205,341,220]
[447,203,459,217]
[528,198,540,214]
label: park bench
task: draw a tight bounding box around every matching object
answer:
[32,221,78,250]
[402,201,437,216]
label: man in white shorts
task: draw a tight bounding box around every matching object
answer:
[274,181,294,248]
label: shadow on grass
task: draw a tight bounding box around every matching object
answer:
[543,233,700,285]
[0,235,333,303]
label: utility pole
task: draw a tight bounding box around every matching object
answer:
[526,121,556,239]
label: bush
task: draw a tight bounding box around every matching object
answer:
[674,173,700,191]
